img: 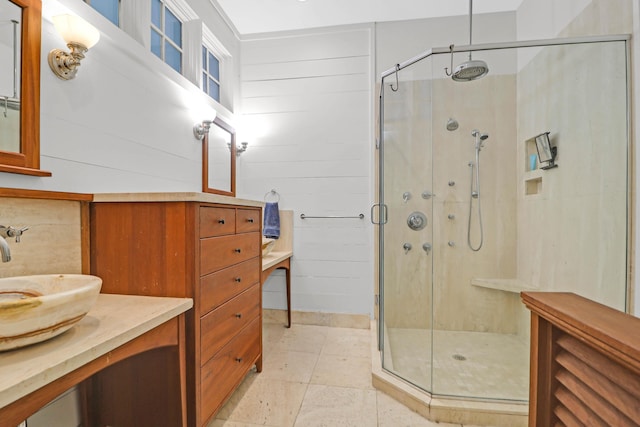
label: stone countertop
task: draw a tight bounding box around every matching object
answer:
[0,293,193,409]
[262,251,293,271]
[92,192,264,208]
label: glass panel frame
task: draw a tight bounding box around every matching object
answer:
[165,41,181,73]
[149,0,183,73]
[379,56,435,393]
[377,36,631,404]
[202,44,221,102]
[164,8,181,45]
[85,0,120,26]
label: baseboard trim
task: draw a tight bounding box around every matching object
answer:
[263,309,370,329]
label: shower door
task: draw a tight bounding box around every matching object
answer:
[378,37,630,403]
[379,58,434,392]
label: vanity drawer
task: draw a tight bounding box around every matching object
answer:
[200,232,260,275]
[236,208,261,233]
[200,283,261,366]
[200,258,260,315]
[200,317,261,421]
[200,207,236,237]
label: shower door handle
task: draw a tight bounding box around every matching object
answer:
[370,203,388,225]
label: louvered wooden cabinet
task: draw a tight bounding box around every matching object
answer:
[90,199,263,427]
[522,292,640,427]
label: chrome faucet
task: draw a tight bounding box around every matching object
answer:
[0,234,10,262]
[0,225,29,263]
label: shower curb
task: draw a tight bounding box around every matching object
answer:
[369,321,529,427]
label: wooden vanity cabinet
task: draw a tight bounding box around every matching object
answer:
[90,201,262,427]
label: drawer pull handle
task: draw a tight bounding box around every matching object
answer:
[235,313,242,318]
[234,248,242,253]
[235,357,243,363]
[247,218,255,223]
[218,219,225,224]
[234,277,242,283]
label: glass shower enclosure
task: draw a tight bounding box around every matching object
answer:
[376,35,630,402]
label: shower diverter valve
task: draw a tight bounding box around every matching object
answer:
[407,212,427,231]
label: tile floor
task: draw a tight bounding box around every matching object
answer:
[209,322,492,427]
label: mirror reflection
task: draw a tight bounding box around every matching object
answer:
[0,0,21,153]
[203,117,236,196]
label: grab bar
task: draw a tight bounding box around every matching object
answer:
[300,213,365,220]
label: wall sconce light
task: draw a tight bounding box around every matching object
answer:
[48,14,100,80]
[193,116,217,140]
[227,142,248,156]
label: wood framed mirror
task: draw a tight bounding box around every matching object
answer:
[0,0,47,176]
[202,117,236,196]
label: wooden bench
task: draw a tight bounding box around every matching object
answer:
[261,210,293,327]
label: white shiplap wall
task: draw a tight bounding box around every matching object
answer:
[2,0,238,193]
[237,27,375,317]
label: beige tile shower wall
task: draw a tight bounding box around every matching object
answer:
[382,74,520,333]
[431,75,519,333]
[517,0,632,43]
[556,0,632,38]
[0,198,83,277]
[382,79,433,330]
[516,42,628,313]
[514,0,633,340]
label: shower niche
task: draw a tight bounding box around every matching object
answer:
[524,137,543,195]
[524,174,542,195]
[524,132,559,196]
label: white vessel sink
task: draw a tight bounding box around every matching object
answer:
[0,274,102,351]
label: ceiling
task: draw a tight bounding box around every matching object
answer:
[214,0,525,35]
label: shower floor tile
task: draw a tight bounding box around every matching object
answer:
[386,328,529,401]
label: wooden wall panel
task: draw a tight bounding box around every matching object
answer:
[522,292,640,427]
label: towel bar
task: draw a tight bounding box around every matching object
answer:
[300,214,365,219]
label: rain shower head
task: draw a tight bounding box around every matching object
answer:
[444,0,489,82]
[452,59,489,82]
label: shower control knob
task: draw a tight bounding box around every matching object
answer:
[403,243,412,253]
[448,181,455,187]
[421,191,435,199]
[422,243,432,255]
[407,211,427,231]
[448,241,456,247]
[448,214,455,220]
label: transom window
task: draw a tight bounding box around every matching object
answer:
[202,46,220,102]
[84,0,120,26]
[151,0,183,73]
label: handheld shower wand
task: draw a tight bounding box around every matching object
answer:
[468,129,489,251]
[472,129,489,150]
